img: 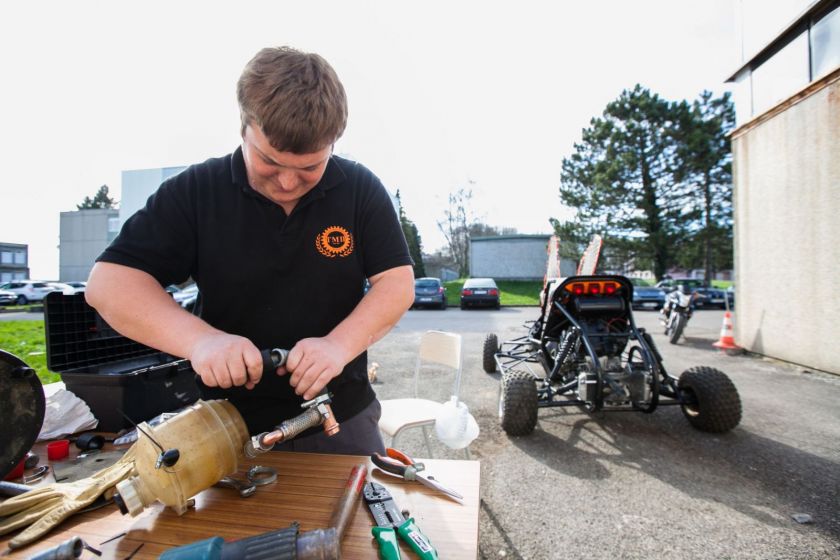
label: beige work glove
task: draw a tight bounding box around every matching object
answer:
[0,446,136,549]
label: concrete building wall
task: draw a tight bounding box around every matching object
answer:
[59,209,119,282]
[120,166,186,226]
[732,70,840,373]
[470,236,551,280]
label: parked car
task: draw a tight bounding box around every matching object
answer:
[460,278,500,310]
[629,278,666,310]
[65,281,87,290]
[0,280,59,305]
[171,284,199,312]
[0,289,17,306]
[655,278,734,309]
[170,284,198,303]
[47,282,85,295]
[412,277,447,310]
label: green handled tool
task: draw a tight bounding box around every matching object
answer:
[363,481,438,560]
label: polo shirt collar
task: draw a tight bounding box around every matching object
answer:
[230,146,346,203]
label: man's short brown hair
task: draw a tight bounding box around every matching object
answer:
[237,46,348,154]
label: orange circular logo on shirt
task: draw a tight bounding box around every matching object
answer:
[316,226,354,257]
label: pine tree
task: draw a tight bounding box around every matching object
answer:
[77,185,117,209]
[396,191,426,278]
[672,91,735,281]
[557,85,692,279]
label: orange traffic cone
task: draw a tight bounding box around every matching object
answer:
[713,311,740,350]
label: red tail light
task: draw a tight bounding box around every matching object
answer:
[463,289,473,296]
[565,281,621,296]
[489,289,499,296]
[439,287,445,294]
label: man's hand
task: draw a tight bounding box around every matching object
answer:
[283,337,349,400]
[189,332,264,390]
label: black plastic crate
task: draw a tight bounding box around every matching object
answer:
[44,292,200,431]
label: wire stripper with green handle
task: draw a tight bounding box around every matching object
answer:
[363,481,438,560]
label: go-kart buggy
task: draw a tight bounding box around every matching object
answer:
[483,275,742,436]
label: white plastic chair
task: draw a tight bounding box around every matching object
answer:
[378,330,473,459]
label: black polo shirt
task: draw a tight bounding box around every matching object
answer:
[98,147,412,434]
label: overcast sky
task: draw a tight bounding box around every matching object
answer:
[0,0,742,279]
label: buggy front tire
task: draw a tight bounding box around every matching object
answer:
[499,370,538,436]
[482,333,499,373]
[678,366,741,433]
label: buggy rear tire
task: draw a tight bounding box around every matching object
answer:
[482,333,499,373]
[668,313,686,344]
[678,366,741,433]
[498,370,538,436]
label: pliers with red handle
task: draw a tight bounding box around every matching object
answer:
[370,448,464,504]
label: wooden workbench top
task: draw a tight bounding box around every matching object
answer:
[1,451,480,559]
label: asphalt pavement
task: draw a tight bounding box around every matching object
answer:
[368,306,840,560]
[0,310,42,322]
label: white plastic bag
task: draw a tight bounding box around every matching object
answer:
[434,396,479,449]
[38,382,98,441]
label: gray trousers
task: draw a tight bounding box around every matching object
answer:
[272,398,386,455]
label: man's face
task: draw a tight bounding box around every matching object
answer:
[241,124,332,211]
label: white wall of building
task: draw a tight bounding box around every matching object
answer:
[120,166,186,226]
[729,1,840,373]
[732,71,840,374]
[470,236,551,281]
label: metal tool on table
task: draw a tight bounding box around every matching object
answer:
[27,536,102,559]
[371,448,464,504]
[363,481,438,560]
[212,465,278,497]
[161,464,368,560]
[244,348,341,457]
[213,476,256,498]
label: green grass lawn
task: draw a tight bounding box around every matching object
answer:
[0,320,59,384]
[443,279,542,306]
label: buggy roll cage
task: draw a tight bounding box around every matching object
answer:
[493,275,685,412]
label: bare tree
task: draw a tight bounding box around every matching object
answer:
[437,185,476,277]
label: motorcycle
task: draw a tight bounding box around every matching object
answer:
[659,286,702,344]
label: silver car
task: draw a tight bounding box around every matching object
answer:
[0,280,59,305]
[0,289,16,306]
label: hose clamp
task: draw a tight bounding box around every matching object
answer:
[247,465,278,486]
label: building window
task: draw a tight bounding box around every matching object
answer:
[751,31,810,116]
[0,251,11,265]
[13,251,25,265]
[812,6,840,80]
[108,217,120,233]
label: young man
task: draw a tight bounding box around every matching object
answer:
[86,47,415,455]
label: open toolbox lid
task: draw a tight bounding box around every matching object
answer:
[44,292,167,373]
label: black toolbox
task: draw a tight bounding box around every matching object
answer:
[44,292,200,432]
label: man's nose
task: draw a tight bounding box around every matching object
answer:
[275,169,299,191]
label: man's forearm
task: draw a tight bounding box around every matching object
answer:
[325,265,414,365]
[85,262,220,359]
